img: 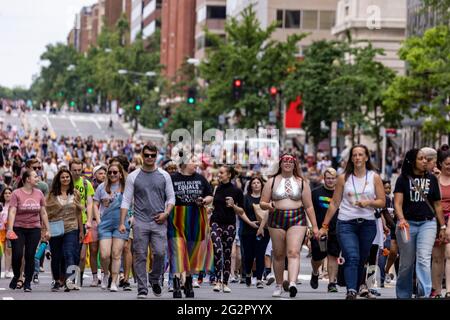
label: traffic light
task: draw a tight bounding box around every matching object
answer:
[269,86,278,96]
[134,98,142,111]
[187,87,197,105]
[87,87,94,94]
[70,100,76,107]
[232,78,243,100]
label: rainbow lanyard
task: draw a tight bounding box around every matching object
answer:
[352,171,368,202]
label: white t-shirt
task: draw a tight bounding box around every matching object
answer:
[339,170,377,221]
[44,162,58,180]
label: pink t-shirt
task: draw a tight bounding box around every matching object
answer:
[10,188,45,229]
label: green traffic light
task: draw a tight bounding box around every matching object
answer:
[87,88,94,94]
[70,101,75,107]
[187,97,195,104]
[135,105,141,111]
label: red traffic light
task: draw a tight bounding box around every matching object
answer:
[270,86,278,96]
[234,79,242,87]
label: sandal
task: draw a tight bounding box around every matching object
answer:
[16,280,24,289]
[445,292,450,299]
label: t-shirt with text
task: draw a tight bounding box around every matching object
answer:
[10,188,45,229]
[171,172,212,206]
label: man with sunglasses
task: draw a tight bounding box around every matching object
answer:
[120,144,175,299]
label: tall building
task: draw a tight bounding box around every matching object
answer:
[194,0,227,60]
[160,0,196,79]
[407,0,441,36]
[79,5,98,53]
[227,0,338,57]
[333,0,406,75]
[130,0,162,43]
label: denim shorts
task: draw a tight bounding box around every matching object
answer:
[98,214,130,241]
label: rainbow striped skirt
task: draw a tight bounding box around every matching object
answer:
[168,205,214,273]
[268,208,307,230]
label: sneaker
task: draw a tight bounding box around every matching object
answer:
[272,285,283,297]
[123,281,132,291]
[266,273,275,286]
[101,275,109,290]
[24,284,32,292]
[5,271,13,279]
[369,289,381,297]
[152,283,162,297]
[39,266,45,272]
[282,280,289,292]
[51,281,61,292]
[90,279,99,287]
[110,282,118,292]
[256,280,264,289]
[346,290,357,300]
[310,272,319,289]
[359,285,371,298]
[137,290,147,299]
[193,279,200,288]
[65,279,75,290]
[223,284,231,293]
[296,276,302,285]
[289,282,297,298]
[168,285,174,292]
[213,283,222,292]
[245,276,252,287]
[385,276,391,284]
[33,274,39,284]
[229,276,238,283]
[327,282,338,293]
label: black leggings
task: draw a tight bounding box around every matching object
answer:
[11,227,41,285]
[241,230,270,280]
[211,223,235,285]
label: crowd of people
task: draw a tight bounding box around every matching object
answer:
[0,114,449,300]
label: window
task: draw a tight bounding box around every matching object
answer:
[320,11,335,30]
[156,0,162,9]
[302,10,318,29]
[207,6,226,19]
[345,5,349,16]
[285,10,300,29]
[276,10,284,28]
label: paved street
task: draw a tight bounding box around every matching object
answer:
[0,249,397,300]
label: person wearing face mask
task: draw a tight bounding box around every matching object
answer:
[167,155,213,298]
[260,153,319,298]
[310,167,340,293]
[394,149,447,298]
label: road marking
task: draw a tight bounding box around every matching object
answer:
[2,297,14,300]
[92,119,101,129]
[0,288,6,290]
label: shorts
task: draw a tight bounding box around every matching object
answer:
[98,214,130,241]
[265,239,272,256]
[310,233,340,261]
[268,208,307,231]
[0,229,5,243]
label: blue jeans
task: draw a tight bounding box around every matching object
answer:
[49,230,80,280]
[336,219,377,292]
[378,235,391,284]
[395,219,436,298]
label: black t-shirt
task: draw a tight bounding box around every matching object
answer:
[394,173,441,220]
[171,172,212,206]
[211,182,244,225]
[311,185,338,234]
[242,194,260,236]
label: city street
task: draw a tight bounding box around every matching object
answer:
[0,249,396,300]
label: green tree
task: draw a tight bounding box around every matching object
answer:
[384,26,450,143]
[196,5,305,129]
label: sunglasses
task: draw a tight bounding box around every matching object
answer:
[32,166,42,170]
[108,170,119,176]
[143,153,157,159]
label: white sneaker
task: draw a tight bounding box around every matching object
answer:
[65,279,75,290]
[168,285,174,292]
[101,275,109,290]
[110,282,118,292]
[193,279,200,288]
[266,273,275,286]
[272,285,283,297]
[5,271,13,279]
[223,285,231,293]
[251,277,257,286]
[213,283,222,292]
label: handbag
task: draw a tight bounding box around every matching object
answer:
[49,220,64,237]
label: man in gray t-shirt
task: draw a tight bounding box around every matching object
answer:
[119,144,175,298]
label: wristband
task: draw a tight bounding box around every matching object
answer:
[440,225,447,230]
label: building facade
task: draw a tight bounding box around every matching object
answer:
[160,0,196,79]
[333,0,406,75]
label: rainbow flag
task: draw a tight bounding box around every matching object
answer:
[168,205,211,273]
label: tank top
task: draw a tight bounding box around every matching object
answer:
[339,170,376,221]
[440,182,450,215]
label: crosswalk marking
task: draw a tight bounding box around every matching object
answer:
[2,297,14,300]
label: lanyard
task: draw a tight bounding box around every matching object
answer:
[352,171,368,202]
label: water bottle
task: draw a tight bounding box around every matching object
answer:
[35,242,48,260]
